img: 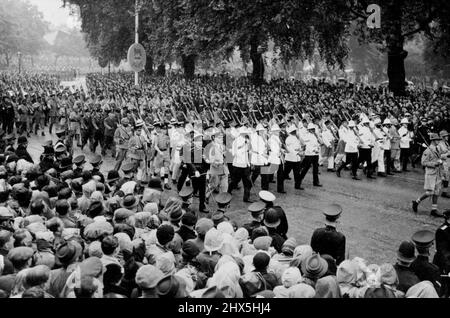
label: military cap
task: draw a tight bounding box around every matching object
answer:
[90,154,103,166]
[73,155,86,165]
[411,230,434,248]
[54,144,67,153]
[429,133,441,141]
[215,192,232,205]
[259,191,276,203]
[179,188,193,200]
[8,246,34,263]
[55,128,66,135]
[122,162,135,174]
[248,202,266,215]
[211,212,225,226]
[323,204,342,222]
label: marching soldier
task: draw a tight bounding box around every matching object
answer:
[128,120,148,182]
[206,128,229,193]
[399,118,414,172]
[297,123,322,189]
[373,118,387,177]
[250,123,269,190]
[358,118,376,179]
[310,203,346,265]
[321,120,336,172]
[410,230,442,295]
[337,120,360,180]
[154,123,172,190]
[242,201,266,238]
[284,125,303,189]
[438,130,450,198]
[268,124,285,194]
[228,127,253,203]
[412,133,445,218]
[382,119,394,176]
[113,118,132,171]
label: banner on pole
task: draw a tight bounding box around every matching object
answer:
[127,43,146,72]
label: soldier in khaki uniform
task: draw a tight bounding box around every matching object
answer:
[114,118,132,171]
[154,123,171,190]
[412,133,445,218]
[128,120,148,182]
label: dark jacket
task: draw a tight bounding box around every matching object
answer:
[15,145,34,163]
[242,220,262,238]
[177,225,197,242]
[267,228,286,253]
[394,263,421,293]
[411,255,442,295]
[311,226,346,265]
[433,221,450,274]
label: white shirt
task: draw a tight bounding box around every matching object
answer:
[268,135,281,164]
[398,126,413,148]
[250,133,268,166]
[382,127,391,150]
[321,128,335,148]
[303,132,320,156]
[285,135,302,162]
[358,126,375,149]
[343,129,360,153]
[232,136,250,168]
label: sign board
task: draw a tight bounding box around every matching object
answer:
[127,43,146,72]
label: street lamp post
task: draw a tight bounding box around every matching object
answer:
[18,51,22,74]
[134,0,142,86]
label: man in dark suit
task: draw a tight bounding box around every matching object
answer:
[410,229,442,295]
[433,210,450,297]
[15,136,34,163]
[394,241,421,293]
[310,204,346,265]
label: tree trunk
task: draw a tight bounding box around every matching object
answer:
[145,55,153,75]
[157,63,166,76]
[385,0,407,96]
[181,54,196,79]
[250,38,264,85]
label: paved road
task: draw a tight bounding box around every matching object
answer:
[27,130,447,265]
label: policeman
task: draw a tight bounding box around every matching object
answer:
[90,154,105,184]
[117,162,136,190]
[259,191,288,240]
[58,157,73,174]
[73,155,86,179]
[433,210,450,297]
[242,201,266,238]
[410,229,442,295]
[40,140,56,173]
[179,188,194,214]
[15,136,33,164]
[310,204,346,265]
[264,208,286,253]
[214,192,232,216]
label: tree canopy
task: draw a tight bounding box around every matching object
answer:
[0,0,49,66]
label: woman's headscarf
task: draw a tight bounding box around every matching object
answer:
[90,191,104,203]
[405,281,439,298]
[155,252,176,276]
[287,283,316,298]
[281,267,302,288]
[218,233,240,257]
[134,212,152,229]
[208,261,243,298]
[217,222,234,236]
[315,276,342,298]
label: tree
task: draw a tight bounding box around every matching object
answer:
[350,0,450,96]
[0,0,48,67]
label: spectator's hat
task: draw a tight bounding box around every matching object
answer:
[264,209,280,228]
[397,241,415,263]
